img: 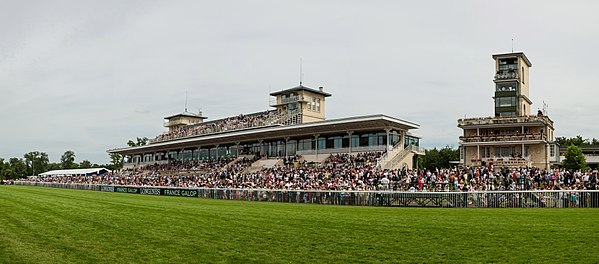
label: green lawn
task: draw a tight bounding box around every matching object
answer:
[0,186,597,263]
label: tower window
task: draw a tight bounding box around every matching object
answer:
[316,98,320,112]
[495,97,516,107]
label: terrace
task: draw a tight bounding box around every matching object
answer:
[459,133,547,144]
[458,115,553,128]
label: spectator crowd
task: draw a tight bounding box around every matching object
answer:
[153,110,280,142]
[22,151,599,192]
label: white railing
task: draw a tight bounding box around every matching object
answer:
[379,144,425,170]
[458,115,553,127]
[494,72,519,80]
[460,134,546,143]
[14,182,599,208]
[269,95,306,106]
[381,147,411,170]
[377,142,404,168]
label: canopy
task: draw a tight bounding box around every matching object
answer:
[38,168,111,177]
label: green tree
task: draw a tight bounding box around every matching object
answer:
[562,145,588,171]
[80,160,92,169]
[61,150,77,169]
[47,163,61,171]
[127,137,149,147]
[419,146,459,169]
[556,136,590,147]
[0,158,5,180]
[108,153,124,170]
[23,151,50,176]
[8,158,28,179]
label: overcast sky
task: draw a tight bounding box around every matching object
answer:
[1,0,598,164]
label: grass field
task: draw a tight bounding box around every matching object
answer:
[1,186,598,263]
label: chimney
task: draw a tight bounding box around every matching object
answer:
[319,86,324,92]
[199,111,203,116]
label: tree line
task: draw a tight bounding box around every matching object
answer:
[0,150,126,180]
[555,136,599,147]
[557,135,598,172]
[0,138,150,180]
[417,146,460,170]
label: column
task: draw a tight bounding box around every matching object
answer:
[545,143,549,171]
[284,137,289,157]
[385,127,392,151]
[314,134,320,158]
[463,147,467,167]
[347,131,353,154]
[399,130,404,149]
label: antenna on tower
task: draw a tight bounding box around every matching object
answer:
[511,38,514,53]
[184,89,188,112]
[299,58,303,85]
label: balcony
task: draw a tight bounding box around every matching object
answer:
[494,71,519,80]
[164,119,194,127]
[469,157,531,167]
[458,115,554,128]
[459,133,546,144]
[269,95,307,106]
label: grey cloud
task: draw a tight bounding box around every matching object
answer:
[1,0,598,163]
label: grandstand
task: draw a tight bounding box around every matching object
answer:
[30,83,597,194]
[108,84,425,172]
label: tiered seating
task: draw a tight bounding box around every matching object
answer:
[153,110,281,142]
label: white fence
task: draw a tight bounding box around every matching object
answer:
[14,181,599,208]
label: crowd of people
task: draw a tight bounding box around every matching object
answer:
[153,110,280,142]
[21,151,599,192]
[1,180,14,185]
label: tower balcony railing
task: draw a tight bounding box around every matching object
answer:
[164,119,194,127]
[494,72,519,80]
[269,95,307,106]
[459,133,546,143]
[458,115,554,127]
[469,156,531,167]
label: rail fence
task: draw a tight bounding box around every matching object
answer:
[14,181,599,208]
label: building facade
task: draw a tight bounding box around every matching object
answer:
[458,52,559,170]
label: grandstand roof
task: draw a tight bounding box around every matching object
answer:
[270,84,332,97]
[109,114,420,155]
[39,168,112,177]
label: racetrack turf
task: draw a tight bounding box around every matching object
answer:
[0,185,597,263]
